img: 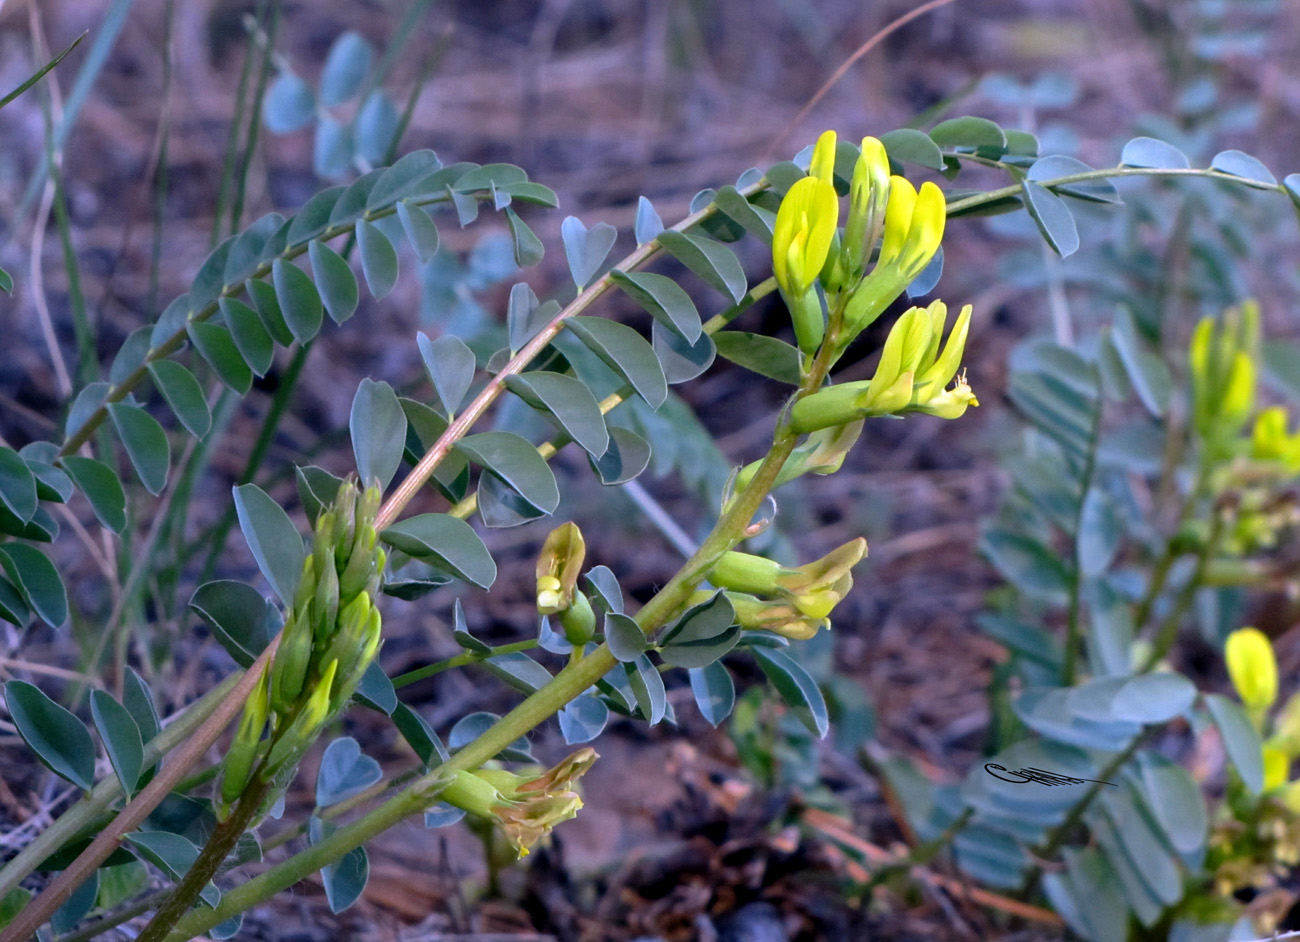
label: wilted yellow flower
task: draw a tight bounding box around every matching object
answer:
[441,749,598,857]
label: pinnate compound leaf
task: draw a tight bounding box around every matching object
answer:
[247,278,294,347]
[506,207,544,267]
[1120,136,1190,170]
[380,513,497,588]
[713,331,801,385]
[51,870,97,934]
[590,425,651,485]
[353,662,397,714]
[90,690,144,795]
[1110,673,1195,723]
[392,703,449,769]
[563,316,667,409]
[272,259,324,343]
[584,565,623,614]
[455,432,559,514]
[144,362,207,444]
[653,320,715,383]
[368,150,442,208]
[188,321,253,393]
[605,612,647,662]
[690,661,735,726]
[0,448,36,523]
[396,200,440,263]
[418,332,475,417]
[108,402,170,496]
[357,220,399,299]
[126,831,221,908]
[752,647,829,738]
[309,240,359,324]
[190,580,280,668]
[123,666,161,744]
[1210,149,1275,185]
[712,185,775,243]
[1138,754,1207,854]
[0,544,66,627]
[880,128,945,170]
[929,116,1006,151]
[355,92,398,165]
[350,378,406,491]
[1284,174,1300,214]
[316,737,383,807]
[319,31,371,105]
[655,230,746,303]
[1205,693,1263,794]
[60,456,126,533]
[295,465,344,524]
[635,196,664,244]
[233,483,304,608]
[504,372,608,458]
[560,216,617,289]
[610,270,702,343]
[1027,155,1121,203]
[559,693,609,744]
[5,680,95,789]
[220,297,274,376]
[1021,180,1080,258]
[263,71,314,132]
[626,654,667,725]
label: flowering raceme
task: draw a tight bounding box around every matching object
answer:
[787,300,978,431]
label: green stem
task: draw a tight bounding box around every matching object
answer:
[391,640,539,688]
[0,646,277,942]
[135,777,272,942]
[945,165,1282,219]
[168,271,841,942]
[1062,395,1103,686]
[1019,733,1144,896]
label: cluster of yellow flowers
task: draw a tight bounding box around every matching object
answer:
[769,130,977,422]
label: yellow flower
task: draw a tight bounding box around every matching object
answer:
[877,177,946,280]
[788,301,977,430]
[1226,626,1278,714]
[772,177,839,300]
[1251,407,1300,473]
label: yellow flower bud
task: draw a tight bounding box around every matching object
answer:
[1226,626,1278,713]
[772,177,839,301]
[808,129,838,185]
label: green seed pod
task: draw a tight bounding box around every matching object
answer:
[269,610,313,715]
[559,590,596,646]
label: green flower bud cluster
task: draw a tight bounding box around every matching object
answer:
[219,479,386,814]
